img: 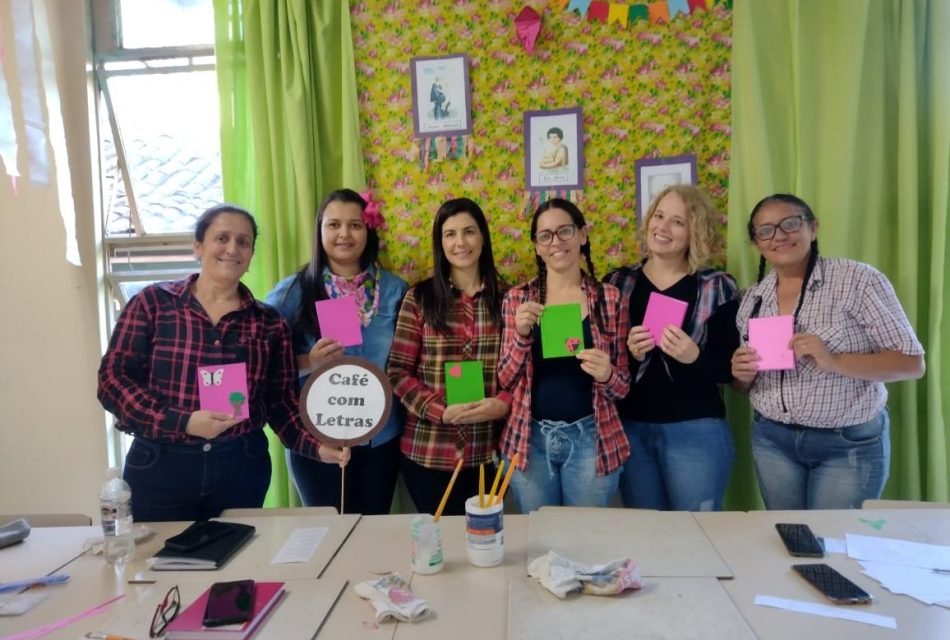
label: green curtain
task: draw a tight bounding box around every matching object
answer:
[726,0,949,508]
[213,0,365,506]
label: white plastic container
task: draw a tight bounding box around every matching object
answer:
[410,514,444,575]
[464,495,504,567]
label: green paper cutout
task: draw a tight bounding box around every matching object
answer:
[859,517,887,531]
[540,303,583,359]
[445,361,485,405]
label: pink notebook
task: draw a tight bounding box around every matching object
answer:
[642,292,689,343]
[748,315,796,371]
[165,581,285,640]
[315,296,363,346]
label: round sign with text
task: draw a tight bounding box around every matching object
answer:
[299,357,393,447]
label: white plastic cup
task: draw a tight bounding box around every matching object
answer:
[410,515,444,575]
[465,496,504,567]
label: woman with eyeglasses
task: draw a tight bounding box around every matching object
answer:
[387,198,509,516]
[731,194,925,510]
[265,189,408,515]
[98,204,325,522]
[604,185,739,511]
[498,199,629,511]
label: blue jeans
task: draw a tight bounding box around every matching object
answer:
[752,409,890,510]
[620,417,735,511]
[507,415,620,512]
[123,430,271,522]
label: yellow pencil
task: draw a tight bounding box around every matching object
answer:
[494,453,519,505]
[433,457,464,522]
[486,460,505,506]
[478,463,485,507]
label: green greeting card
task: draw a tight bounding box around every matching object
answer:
[445,361,485,405]
[540,303,583,359]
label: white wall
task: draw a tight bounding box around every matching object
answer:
[0,0,106,518]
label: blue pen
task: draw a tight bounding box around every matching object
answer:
[0,573,70,593]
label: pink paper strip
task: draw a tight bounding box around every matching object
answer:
[642,292,688,343]
[196,362,250,419]
[316,296,363,347]
[1,594,124,640]
[748,315,795,370]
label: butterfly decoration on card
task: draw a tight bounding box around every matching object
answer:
[200,368,224,386]
[196,362,250,420]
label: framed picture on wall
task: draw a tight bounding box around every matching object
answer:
[410,53,472,138]
[634,154,698,221]
[524,107,584,191]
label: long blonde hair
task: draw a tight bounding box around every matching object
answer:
[638,184,721,274]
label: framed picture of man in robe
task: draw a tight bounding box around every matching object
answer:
[410,54,472,138]
[524,107,584,191]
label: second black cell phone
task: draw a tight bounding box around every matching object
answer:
[203,579,256,626]
[164,520,235,552]
[775,523,824,557]
[792,563,872,604]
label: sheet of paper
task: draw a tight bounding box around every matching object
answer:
[858,560,950,606]
[316,296,363,346]
[753,595,896,629]
[540,303,583,359]
[642,291,688,343]
[845,533,950,570]
[445,360,485,405]
[748,315,795,370]
[271,527,328,565]
[820,537,847,554]
[197,362,249,419]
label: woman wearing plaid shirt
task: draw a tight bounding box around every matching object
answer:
[387,198,509,516]
[732,194,925,509]
[498,199,630,511]
[98,205,324,521]
[605,185,739,512]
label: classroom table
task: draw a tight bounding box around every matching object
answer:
[695,508,950,640]
[3,508,949,640]
[0,525,99,582]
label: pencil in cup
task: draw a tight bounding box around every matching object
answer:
[432,457,464,522]
[494,453,519,505]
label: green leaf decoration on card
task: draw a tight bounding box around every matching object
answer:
[445,361,485,405]
[540,303,583,359]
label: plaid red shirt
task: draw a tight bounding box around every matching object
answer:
[498,278,631,476]
[97,275,320,458]
[387,284,509,471]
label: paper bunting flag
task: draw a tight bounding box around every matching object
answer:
[668,0,690,18]
[648,1,670,23]
[607,4,629,26]
[567,0,593,15]
[587,1,609,22]
[558,0,725,28]
[629,4,649,22]
[515,6,542,54]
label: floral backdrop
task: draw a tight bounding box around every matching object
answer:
[351,0,732,285]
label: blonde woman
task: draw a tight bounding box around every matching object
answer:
[604,185,738,511]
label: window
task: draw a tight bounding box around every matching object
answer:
[92,0,220,463]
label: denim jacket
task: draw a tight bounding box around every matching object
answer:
[265,266,409,446]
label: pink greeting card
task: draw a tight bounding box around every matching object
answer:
[642,292,689,343]
[315,296,363,347]
[748,315,796,371]
[197,362,250,419]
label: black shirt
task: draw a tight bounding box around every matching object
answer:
[616,273,738,423]
[530,317,595,422]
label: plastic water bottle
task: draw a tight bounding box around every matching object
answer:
[100,467,135,565]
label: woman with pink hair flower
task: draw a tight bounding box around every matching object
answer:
[266,188,408,514]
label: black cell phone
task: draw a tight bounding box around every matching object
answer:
[775,523,825,558]
[165,520,234,552]
[792,563,872,604]
[203,579,256,627]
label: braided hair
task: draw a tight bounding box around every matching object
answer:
[747,193,819,323]
[530,198,608,334]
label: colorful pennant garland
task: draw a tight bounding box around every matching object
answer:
[562,0,729,26]
[521,188,584,219]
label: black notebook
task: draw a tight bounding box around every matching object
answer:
[150,521,255,571]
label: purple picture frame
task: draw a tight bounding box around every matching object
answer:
[634,154,698,222]
[524,107,584,191]
[410,53,473,138]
